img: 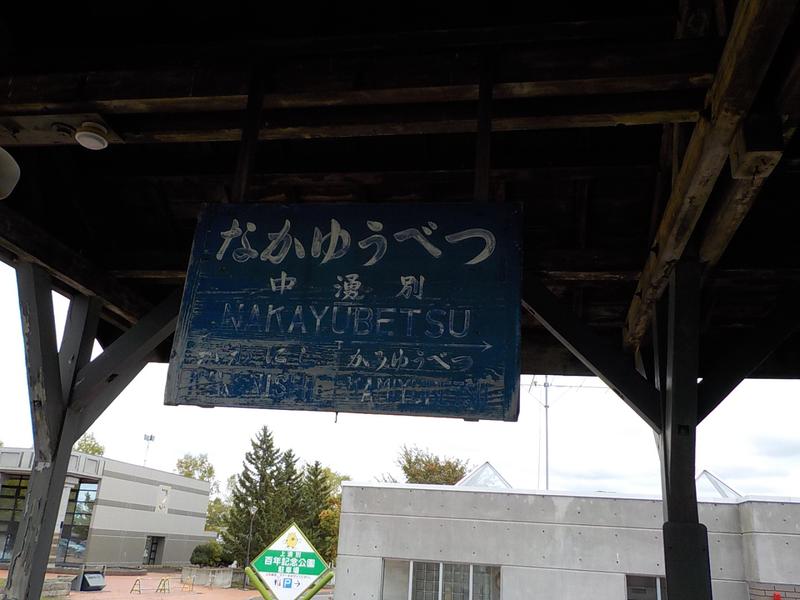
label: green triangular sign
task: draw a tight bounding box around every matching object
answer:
[251,523,328,600]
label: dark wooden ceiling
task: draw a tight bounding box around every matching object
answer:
[1,2,799,379]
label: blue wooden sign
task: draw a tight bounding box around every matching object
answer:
[165,202,521,421]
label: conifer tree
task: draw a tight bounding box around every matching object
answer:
[300,461,333,551]
[274,448,304,524]
[221,426,282,565]
[221,427,345,566]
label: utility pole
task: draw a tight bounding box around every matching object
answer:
[529,376,606,491]
[544,375,550,490]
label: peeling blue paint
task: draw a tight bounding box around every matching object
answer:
[165,203,521,421]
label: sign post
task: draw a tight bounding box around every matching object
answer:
[166,202,521,421]
[250,523,330,600]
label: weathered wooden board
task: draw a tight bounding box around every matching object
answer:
[165,203,521,420]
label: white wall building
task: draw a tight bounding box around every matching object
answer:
[334,465,800,600]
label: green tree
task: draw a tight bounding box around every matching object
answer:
[322,467,350,494]
[220,426,344,566]
[175,453,219,494]
[74,433,104,456]
[205,497,229,533]
[275,449,304,520]
[318,495,341,564]
[300,461,333,551]
[221,426,284,566]
[396,445,469,485]
[190,540,227,567]
[225,474,238,499]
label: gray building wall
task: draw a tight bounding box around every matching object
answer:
[89,458,213,565]
[0,447,214,567]
[335,483,800,600]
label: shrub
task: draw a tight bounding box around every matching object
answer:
[190,540,225,567]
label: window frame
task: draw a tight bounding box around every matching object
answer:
[0,475,30,562]
[625,574,667,600]
[56,479,98,564]
[395,560,499,600]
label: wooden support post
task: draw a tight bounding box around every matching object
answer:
[2,266,179,600]
[659,260,712,600]
[3,264,72,600]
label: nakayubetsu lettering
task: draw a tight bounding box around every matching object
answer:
[165,202,521,421]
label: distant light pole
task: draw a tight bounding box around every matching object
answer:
[244,506,258,589]
[143,434,155,466]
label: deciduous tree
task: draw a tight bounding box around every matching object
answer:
[318,495,342,564]
[175,453,219,494]
[396,445,469,485]
[74,433,104,456]
[205,497,229,533]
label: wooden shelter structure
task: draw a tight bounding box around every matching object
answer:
[1,2,800,598]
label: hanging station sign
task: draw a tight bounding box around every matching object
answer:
[164,202,521,421]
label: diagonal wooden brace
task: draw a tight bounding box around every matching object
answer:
[698,290,800,422]
[69,291,181,428]
[522,278,662,431]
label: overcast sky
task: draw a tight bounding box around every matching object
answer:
[1,261,798,499]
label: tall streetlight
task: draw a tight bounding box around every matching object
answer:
[244,506,258,589]
[143,434,155,466]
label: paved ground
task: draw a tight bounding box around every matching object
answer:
[74,574,258,600]
[0,571,333,600]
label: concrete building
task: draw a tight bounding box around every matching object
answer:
[334,468,800,600]
[0,447,214,567]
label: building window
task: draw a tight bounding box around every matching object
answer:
[412,561,440,600]
[382,560,500,600]
[471,565,500,600]
[0,476,29,562]
[441,563,469,600]
[627,575,667,600]
[56,480,98,564]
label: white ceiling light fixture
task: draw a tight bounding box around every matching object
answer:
[74,121,110,150]
[0,146,21,200]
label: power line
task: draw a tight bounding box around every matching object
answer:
[525,376,613,490]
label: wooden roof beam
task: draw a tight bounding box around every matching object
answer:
[0,204,152,326]
[0,98,702,146]
[0,40,718,116]
[623,0,798,349]
[698,115,785,268]
[698,36,800,270]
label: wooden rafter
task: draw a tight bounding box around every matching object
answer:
[1,95,703,146]
[0,205,152,326]
[623,0,798,349]
[0,39,716,114]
